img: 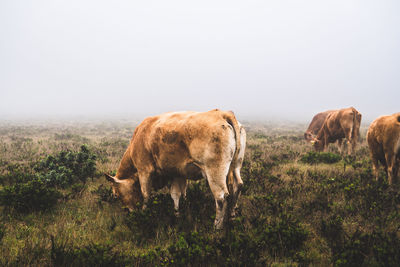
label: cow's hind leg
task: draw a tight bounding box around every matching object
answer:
[229,127,246,217]
[228,168,243,218]
[343,128,354,155]
[336,139,343,154]
[393,163,399,184]
[370,153,380,182]
[386,153,396,185]
[170,177,187,216]
[204,167,230,230]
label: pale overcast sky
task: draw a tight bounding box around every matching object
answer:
[1,1,399,122]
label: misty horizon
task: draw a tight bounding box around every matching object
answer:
[1,1,399,123]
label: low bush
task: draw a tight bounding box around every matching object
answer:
[300,151,342,164]
[179,181,215,227]
[0,164,35,185]
[333,230,400,267]
[92,184,115,203]
[124,193,175,243]
[42,166,74,188]
[257,213,309,258]
[0,223,5,242]
[51,236,126,267]
[168,231,217,266]
[219,226,263,265]
[0,179,62,213]
[35,144,96,187]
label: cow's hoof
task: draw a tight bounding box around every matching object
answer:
[214,219,224,230]
[230,210,237,218]
[174,210,181,217]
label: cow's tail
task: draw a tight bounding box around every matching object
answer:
[223,112,241,168]
[223,111,242,192]
[351,107,361,142]
[348,107,361,156]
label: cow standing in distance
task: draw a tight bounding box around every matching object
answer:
[304,110,335,141]
[366,113,400,185]
[305,109,352,152]
[105,109,246,229]
[311,107,362,155]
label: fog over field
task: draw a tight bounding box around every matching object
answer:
[1,1,399,123]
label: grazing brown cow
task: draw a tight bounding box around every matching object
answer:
[105,109,246,229]
[304,110,335,141]
[366,113,400,185]
[312,107,362,155]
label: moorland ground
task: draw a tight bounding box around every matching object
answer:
[0,119,399,266]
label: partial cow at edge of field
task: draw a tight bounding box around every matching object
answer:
[367,112,400,185]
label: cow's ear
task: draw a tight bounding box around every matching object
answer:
[105,174,119,184]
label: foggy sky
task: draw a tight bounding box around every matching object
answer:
[1,0,399,122]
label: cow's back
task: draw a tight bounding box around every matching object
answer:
[322,110,345,140]
[325,107,357,138]
[130,110,237,178]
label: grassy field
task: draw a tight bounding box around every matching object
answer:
[0,119,399,266]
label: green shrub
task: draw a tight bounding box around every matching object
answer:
[179,181,215,227]
[0,223,5,242]
[219,226,263,266]
[320,214,344,257]
[302,189,331,214]
[50,235,174,266]
[92,184,115,203]
[257,213,308,258]
[0,179,62,213]
[35,144,96,187]
[1,236,48,266]
[42,166,74,188]
[51,236,126,267]
[0,164,35,185]
[124,181,217,243]
[334,230,400,267]
[300,151,342,164]
[136,247,169,266]
[354,182,400,223]
[241,159,276,195]
[168,231,217,266]
[124,193,175,243]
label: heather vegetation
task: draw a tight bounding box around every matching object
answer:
[0,120,399,266]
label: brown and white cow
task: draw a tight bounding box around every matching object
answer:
[366,113,400,185]
[304,110,335,141]
[105,109,246,229]
[311,107,362,155]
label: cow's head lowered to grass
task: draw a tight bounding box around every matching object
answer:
[304,131,315,142]
[311,138,324,152]
[105,174,142,211]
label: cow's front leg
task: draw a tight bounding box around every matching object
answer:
[138,170,153,210]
